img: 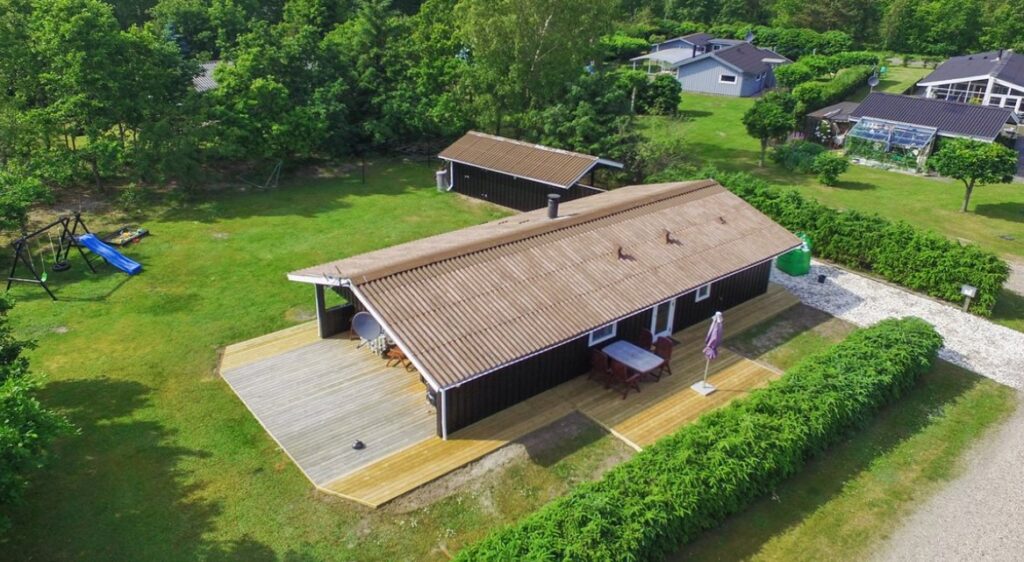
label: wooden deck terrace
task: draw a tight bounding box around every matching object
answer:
[221,283,799,507]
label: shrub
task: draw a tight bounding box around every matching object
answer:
[455,318,943,561]
[774,63,816,88]
[638,74,682,116]
[666,167,1008,315]
[771,140,826,173]
[792,65,875,115]
[599,33,649,61]
[811,152,850,186]
[0,294,73,530]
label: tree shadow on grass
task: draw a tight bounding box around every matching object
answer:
[832,179,877,190]
[973,202,1024,224]
[153,158,439,225]
[668,362,985,562]
[678,110,714,121]
[2,378,304,561]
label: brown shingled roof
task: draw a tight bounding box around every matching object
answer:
[438,131,604,189]
[289,180,800,388]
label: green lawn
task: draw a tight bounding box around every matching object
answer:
[0,161,646,560]
[675,306,1018,562]
[645,94,1024,260]
[848,65,933,100]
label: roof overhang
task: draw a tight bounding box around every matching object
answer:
[286,271,444,393]
[918,74,994,86]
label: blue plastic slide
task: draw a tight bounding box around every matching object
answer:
[78,233,143,275]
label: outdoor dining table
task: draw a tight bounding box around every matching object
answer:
[602,340,665,378]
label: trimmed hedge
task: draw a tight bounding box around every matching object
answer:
[690,168,1009,315]
[777,52,881,89]
[455,318,943,561]
[792,65,875,115]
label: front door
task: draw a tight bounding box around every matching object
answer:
[651,299,676,338]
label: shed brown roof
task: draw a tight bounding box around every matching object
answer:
[438,131,606,189]
[289,181,800,388]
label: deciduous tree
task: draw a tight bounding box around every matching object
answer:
[930,139,1018,212]
[742,92,797,167]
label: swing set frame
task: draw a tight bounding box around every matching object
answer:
[6,213,97,301]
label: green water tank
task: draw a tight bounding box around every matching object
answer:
[776,232,812,276]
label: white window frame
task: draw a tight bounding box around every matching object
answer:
[719,74,737,84]
[588,322,617,347]
[695,283,712,302]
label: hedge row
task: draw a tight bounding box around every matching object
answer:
[792,65,875,115]
[707,24,854,59]
[776,52,880,88]
[699,168,1009,315]
[455,318,943,561]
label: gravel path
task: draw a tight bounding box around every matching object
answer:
[870,392,1024,562]
[770,262,1024,390]
[1007,261,1024,296]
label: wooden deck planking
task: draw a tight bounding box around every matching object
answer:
[224,283,799,507]
[222,335,435,486]
[220,321,321,372]
[323,390,575,507]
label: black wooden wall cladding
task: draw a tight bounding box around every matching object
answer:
[450,162,602,212]
[439,259,773,435]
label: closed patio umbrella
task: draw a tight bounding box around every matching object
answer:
[693,311,723,396]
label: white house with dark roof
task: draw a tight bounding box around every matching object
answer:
[917,50,1024,116]
[633,43,790,97]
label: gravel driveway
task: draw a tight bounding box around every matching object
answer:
[772,262,1024,561]
[870,392,1024,562]
[770,262,1024,390]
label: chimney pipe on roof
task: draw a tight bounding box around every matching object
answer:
[547,193,561,219]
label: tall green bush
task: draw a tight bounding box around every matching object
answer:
[673,168,1009,315]
[792,65,875,114]
[455,318,943,561]
[771,140,826,173]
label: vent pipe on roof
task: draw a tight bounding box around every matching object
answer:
[547,193,561,219]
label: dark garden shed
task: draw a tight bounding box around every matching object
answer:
[437,131,623,211]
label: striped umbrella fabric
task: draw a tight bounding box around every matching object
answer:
[703,312,724,361]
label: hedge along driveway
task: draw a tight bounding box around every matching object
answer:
[650,167,1010,315]
[454,318,943,561]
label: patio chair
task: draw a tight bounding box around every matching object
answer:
[653,337,674,378]
[637,329,654,351]
[610,360,642,400]
[385,347,414,371]
[589,349,611,384]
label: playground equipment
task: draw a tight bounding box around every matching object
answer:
[5,212,143,301]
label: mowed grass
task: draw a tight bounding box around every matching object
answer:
[673,308,1018,562]
[0,160,641,561]
[643,93,1024,260]
[847,65,933,101]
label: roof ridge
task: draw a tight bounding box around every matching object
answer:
[344,180,720,285]
[463,131,598,163]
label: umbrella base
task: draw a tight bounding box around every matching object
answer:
[691,381,718,396]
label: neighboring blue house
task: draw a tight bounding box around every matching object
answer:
[651,32,745,58]
[633,43,790,97]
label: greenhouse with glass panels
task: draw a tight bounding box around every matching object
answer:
[844,117,938,171]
